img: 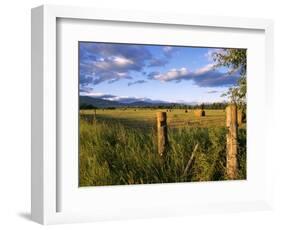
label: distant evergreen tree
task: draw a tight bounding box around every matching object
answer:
[80,104,98,110]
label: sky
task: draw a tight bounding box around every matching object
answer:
[79,42,242,104]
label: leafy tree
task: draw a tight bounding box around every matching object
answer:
[212,49,247,108]
[200,103,205,110]
[80,104,98,110]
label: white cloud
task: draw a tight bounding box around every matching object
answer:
[153,68,189,82]
[93,56,134,70]
[194,63,214,75]
[112,56,134,66]
[149,64,239,87]
[80,92,104,97]
[162,46,177,58]
[80,43,154,85]
[163,46,173,52]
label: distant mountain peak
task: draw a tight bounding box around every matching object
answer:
[79,95,186,108]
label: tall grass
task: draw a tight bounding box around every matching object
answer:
[79,120,246,186]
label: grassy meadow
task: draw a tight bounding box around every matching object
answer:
[79,108,246,186]
[80,108,227,129]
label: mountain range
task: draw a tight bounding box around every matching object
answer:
[79,96,194,108]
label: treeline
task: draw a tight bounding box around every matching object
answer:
[154,102,228,110]
[80,102,228,110]
[80,104,98,110]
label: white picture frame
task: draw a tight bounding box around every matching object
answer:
[31,5,274,225]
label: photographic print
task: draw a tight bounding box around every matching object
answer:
[79,42,246,187]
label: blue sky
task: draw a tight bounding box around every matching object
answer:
[79,42,241,104]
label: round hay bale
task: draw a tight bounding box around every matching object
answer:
[202,110,205,116]
[194,109,205,117]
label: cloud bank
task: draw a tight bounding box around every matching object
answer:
[148,64,239,87]
[79,43,177,88]
[79,43,241,94]
[80,92,166,104]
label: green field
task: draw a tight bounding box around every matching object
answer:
[79,108,246,186]
[80,108,228,129]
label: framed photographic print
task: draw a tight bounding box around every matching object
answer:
[31,5,274,225]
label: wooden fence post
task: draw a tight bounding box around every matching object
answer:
[157,112,168,156]
[226,104,238,179]
[94,109,97,121]
[237,110,242,126]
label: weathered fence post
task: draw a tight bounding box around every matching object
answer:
[237,109,243,126]
[157,112,168,156]
[94,109,97,121]
[226,104,238,179]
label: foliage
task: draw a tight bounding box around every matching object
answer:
[80,103,97,110]
[212,49,247,108]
